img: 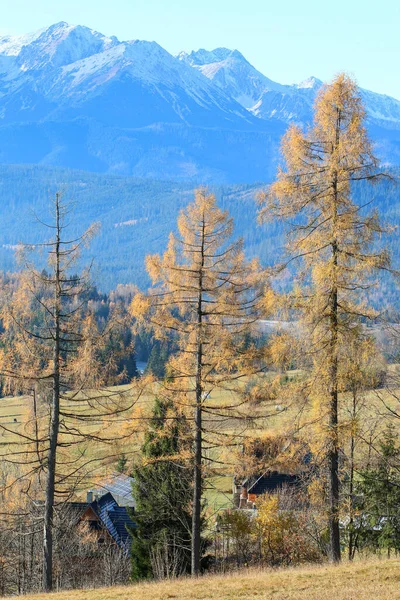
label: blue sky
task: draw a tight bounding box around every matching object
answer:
[1,0,399,98]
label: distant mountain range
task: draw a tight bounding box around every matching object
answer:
[1,22,400,182]
[0,24,398,307]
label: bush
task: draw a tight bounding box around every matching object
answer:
[255,495,321,566]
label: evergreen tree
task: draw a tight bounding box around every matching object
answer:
[130,397,194,580]
[356,426,400,554]
[144,342,168,380]
[116,453,128,474]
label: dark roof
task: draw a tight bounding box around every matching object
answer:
[32,501,92,525]
[65,501,90,513]
[109,506,135,545]
[92,492,135,551]
[247,471,300,495]
[59,493,135,552]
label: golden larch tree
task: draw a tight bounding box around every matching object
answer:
[131,188,267,575]
[0,194,143,591]
[260,73,391,561]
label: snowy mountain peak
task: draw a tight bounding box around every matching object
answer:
[179,46,287,111]
[1,22,119,70]
[297,76,323,90]
[179,47,248,67]
[46,21,71,33]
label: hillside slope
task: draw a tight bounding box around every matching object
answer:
[19,558,400,600]
[0,165,275,290]
[0,165,398,306]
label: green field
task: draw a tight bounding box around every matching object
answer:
[0,369,399,512]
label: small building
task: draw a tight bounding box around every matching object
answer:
[234,470,301,510]
[68,474,135,553]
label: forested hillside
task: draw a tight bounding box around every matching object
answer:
[0,164,278,288]
[0,164,398,307]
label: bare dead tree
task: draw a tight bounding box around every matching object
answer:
[0,193,144,592]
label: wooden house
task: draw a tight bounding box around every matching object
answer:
[233,471,300,510]
[67,474,135,552]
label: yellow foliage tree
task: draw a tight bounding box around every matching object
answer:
[255,494,320,565]
[131,188,268,575]
[0,194,142,591]
[260,73,391,561]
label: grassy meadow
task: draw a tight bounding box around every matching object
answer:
[0,368,399,512]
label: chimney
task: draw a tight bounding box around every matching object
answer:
[232,477,241,507]
[239,485,248,509]
[87,490,93,503]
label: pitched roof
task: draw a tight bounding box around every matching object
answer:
[247,471,300,495]
[92,492,135,550]
[59,491,135,551]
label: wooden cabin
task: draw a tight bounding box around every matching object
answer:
[233,471,300,510]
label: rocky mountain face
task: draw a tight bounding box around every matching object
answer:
[0,23,400,182]
[0,23,258,126]
[179,47,400,131]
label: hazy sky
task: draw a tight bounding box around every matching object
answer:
[1,0,399,98]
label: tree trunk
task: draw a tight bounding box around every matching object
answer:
[191,217,205,576]
[327,415,341,560]
[43,195,61,592]
[328,122,341,562]
[348,389,356,560]
[328,278,340,561]
[191,375,202,576]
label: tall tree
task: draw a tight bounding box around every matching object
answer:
[260,74,390,561]
[131,189,266,575]
[0,194,140,591]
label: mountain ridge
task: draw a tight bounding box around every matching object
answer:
[180,46,400,130]
[0,22,400,181]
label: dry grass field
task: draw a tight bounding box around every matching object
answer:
[17,558,400,600]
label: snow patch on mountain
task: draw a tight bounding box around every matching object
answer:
[61,43,126,91]
[0,27,47,56]
[17,22,119,70]
[297,76,323,90]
